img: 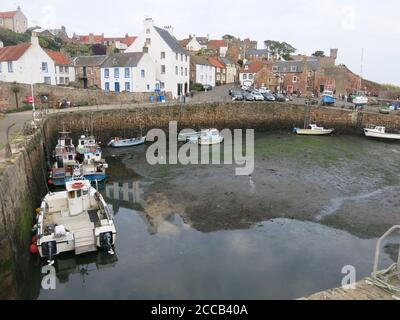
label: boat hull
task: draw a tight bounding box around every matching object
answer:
[295,129,334,135]
[321,96,336,105]
[108,137,146,148]
[364,129,400,140]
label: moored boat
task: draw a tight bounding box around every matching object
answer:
[364,126,400,140]
[353,91,368,107]
[294,124,334,136]
[179,129,224,145]
[35,179,116,264]
[321,90,336,106]
[107,136,146,148]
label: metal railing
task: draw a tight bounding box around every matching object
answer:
[373,225,400,278]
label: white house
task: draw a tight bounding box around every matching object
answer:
[45,50,75,85]
[100,52,156,93]
[238,60,264,86]
[0,34,57,85]
[126,18,190,98]
[186,36,208,52]
[190,55,215,87]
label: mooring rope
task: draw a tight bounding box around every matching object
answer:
[365,263,400,299]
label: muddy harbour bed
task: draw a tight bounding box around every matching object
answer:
[20,132,400,299]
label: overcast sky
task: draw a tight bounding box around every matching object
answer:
[4,0,400,85]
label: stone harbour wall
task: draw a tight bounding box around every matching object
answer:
[43,102,400,144]
[0,133,47,299]
[0,81,173,110]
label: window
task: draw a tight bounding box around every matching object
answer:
[175,66,178,75]
[141,69,145,78]
[114,68,119,78]
[161,65,166,74]
[176,53,178,60]
[185,68,187,76]
[243,74,247,80]
[160,82,165,89]
[146,38,151,45]
[147,84,150,90]
[161,52,165,59]
[291,65,298,72]
[105,82,110,91]
[125,82,130,91]
[7,61,13,73]
[59,77,64,84]
[249,74,253,79]
[44,76,51,84]
[65,77,69,84]
[293,76,298,83]
[146,28,150,34]
[185,55,188,62]
[125,68,130,78]
[181,67,183,76]
[42,62,48,72]
[104,68,109,78]
[180,54,183,61]
[272,66,279,72]
[59,66,63,73]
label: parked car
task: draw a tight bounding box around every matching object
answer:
[263,92,276,101]
[203,84,213,91]
[274,93,287,102]
[251,91,265,101]
[242,92,255,101]
[232,92,244,101]
[258,87,271,94]
[241,85,249,91]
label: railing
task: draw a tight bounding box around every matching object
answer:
[373,225,400,278]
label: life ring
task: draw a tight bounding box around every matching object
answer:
[72,181,85,189]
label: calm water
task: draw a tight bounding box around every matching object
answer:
[22,133,400,299]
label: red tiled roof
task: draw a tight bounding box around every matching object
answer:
[103,36,137,46]
[208,57,225,69]
[0,11,17,19]
[179,39,190,48]
[0,43,31,61]
[208,40,227,48]
[76,35,104,44]
[45,50,70,66]
[239,60,264,74]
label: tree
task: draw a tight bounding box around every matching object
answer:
[113,47,121,53]
[237,59,244,67]
[312,51,325,57]
[91,44,107,55]
[11,82,20,109]
[264,40,296,60]
[222,34,235,41]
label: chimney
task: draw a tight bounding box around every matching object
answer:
[17,6,21,11]
[31,32,39,46]
[330,48,338,60]
[143,43,149,53]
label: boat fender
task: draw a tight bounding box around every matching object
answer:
[29,243,38,255]
[31,235,37,244]
[48,179,53,185]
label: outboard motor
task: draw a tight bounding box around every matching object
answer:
[100,232,114,255]
[42,241,57,265]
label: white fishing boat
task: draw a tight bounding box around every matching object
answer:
[294,124,334,136]
[364,126,400,140]
[179,129,224,145]
[107,136,146,148]
[353,92,368,107]
[76,135,98,157]
[35,179,116,264]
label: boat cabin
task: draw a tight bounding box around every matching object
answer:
[200,129,220,140]
[373,126,386,133]
[83,147,103,163]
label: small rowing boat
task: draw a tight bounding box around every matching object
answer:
[107,136,146,148]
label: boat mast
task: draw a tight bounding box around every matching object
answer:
[358,48,364,93]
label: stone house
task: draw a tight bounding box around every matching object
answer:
[0,6,28,33]
[208,57,226,85]
[71,55,108,89]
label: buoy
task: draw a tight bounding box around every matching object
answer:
[29,243,38,254]
[48,179,53,185]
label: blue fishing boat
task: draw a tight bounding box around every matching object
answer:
[321,90,336,105]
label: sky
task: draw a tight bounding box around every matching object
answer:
[3,0,400,85]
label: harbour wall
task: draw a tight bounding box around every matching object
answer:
[0,133,47,299]
[43,102,400,143]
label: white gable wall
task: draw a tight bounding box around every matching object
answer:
[126,19,189,98]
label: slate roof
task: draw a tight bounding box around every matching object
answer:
[190,55,212,66]
[220,57,234,66]
[0,43,30,61]
[272,60,319,73]
[101,52,144,68]
[247,48,270,56]
[154,26,186,54]
[71,55,108,67]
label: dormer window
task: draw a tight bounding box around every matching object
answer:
[146,28,150,34]
[291,65,298,72]
[244,65,249,70]
[272,66,279,72]
[146,38,151,45]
